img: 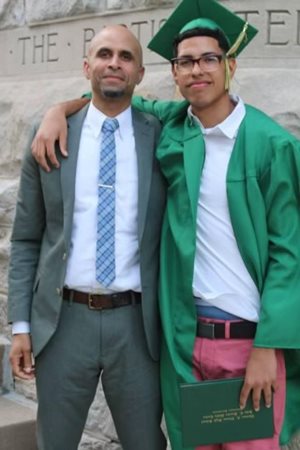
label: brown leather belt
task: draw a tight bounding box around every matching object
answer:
[197,321,257,339]
[63,288,141,310]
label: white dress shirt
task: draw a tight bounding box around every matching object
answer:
[13,101,141,334]
[64,102,141,293]
[191,96,260,322]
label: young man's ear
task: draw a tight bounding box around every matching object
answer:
[171,64,179,86]
[228,58,237,79]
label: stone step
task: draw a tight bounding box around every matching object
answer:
[0,335,13,394]
[0,393,37,450]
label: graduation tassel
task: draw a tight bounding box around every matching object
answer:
[224,22,249,91]
[224,58,231,91]
[226,22,249,57]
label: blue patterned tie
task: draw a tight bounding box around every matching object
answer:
[96,118,119,287]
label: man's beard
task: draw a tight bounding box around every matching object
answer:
[101,87,125,98]
[93,74,127,99]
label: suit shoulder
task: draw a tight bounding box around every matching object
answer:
[132,107,161,127]
[67,103,90,127]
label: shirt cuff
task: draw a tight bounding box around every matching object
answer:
[12,321,30,335]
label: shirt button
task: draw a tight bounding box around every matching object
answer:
[62,253,67,261]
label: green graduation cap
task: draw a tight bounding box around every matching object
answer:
[148,0,258,61]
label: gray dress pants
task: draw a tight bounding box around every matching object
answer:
[35,300,166,450]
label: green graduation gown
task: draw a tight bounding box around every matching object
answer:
[133,96,300,450]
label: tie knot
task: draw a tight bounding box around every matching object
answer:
[102,118,119,133]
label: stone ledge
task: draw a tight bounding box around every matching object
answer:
[79,429,121,450]
[0,393,37,450]
[0,335,13,393]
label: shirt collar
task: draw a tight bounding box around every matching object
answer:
[85,101,132,140]
[188,95,246,139]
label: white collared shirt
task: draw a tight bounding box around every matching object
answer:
[64,101,141,293]
[190,95,260,322]
[13,101,141,334]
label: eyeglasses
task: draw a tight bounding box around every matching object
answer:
[171,53,225,73]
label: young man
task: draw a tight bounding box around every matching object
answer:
[137,2,300,449]
[8,25,166,450]
[30,1,300,449]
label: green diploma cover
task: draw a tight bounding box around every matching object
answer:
[180,377,274,447]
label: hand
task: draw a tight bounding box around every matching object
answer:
[31,97,90,172]
[9,334,35,380]
[239,347,277,411]
[31,105,68,172]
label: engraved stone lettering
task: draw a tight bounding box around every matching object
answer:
[267,10,291,45]
[234,10,260,23]
[3,3,300,76]
[18,36,31,65]
[83,28,96,57]
[47,33,59,62]
[33,35,45,64]
[131,21,148,41]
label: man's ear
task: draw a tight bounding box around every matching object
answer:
[228,58,237,79]
[83,59,90,80]
[136,66,145,85]
[171,64,179,86]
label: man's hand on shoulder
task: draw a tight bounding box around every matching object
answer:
[9,334,35,380]
[31,97,90,172]
[31,105,68,173]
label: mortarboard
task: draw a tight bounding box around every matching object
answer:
[148,0,258,61]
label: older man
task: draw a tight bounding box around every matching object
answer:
[29,1,300,449]
[8,25,166,450]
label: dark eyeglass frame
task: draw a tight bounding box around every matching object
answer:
[171,53,226,72]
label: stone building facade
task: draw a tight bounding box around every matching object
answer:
[0,1,300,448]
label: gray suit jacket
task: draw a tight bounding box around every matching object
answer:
[8,105,166,360]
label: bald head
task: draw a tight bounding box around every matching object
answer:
[88,25,143,67]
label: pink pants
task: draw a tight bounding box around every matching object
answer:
[193,319,286,450]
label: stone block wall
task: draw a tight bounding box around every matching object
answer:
[0,1,300,449]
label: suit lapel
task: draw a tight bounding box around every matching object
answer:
[132,109,154,243]
[183,118,205,222]
[60,106,155,246]
[61,104,89,246]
